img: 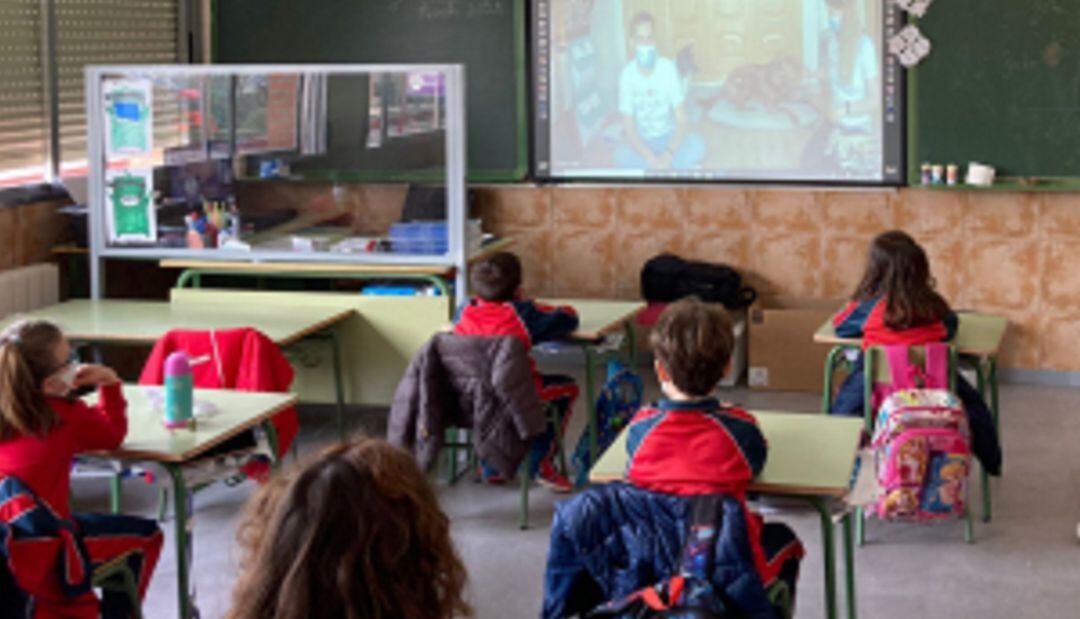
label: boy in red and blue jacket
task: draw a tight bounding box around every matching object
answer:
[454,251,579,492]
[625,298,803,596]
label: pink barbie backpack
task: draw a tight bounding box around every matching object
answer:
[870,344,971,521]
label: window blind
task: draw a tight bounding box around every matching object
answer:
[0,0,48,185]
[55,0,181,174]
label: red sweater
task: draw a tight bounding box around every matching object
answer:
[832,297,957,348]
[454,298,579,391]
[625,399,766,497]
[0,384,127,519]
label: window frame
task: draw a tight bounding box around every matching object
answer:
[0,0,194,198]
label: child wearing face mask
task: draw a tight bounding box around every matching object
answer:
[0,319,162,619]
[623,298,804,603]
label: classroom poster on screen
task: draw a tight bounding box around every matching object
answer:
[103,78,154,158]
[533,0,904,183]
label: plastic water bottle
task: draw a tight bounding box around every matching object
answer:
[164,352,194,429]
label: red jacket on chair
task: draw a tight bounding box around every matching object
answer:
[138,328,298,457]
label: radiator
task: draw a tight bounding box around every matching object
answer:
[0,263,60,320]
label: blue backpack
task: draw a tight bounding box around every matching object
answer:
[572,360,643,488]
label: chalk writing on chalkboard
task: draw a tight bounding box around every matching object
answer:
[405,0,505,20]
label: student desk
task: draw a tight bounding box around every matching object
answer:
[540,299,645,467]
[2,300,353,437]
[814,311,1007,520]
[91,386,297,619]
[591,411,864,619]
[160,236,517,300]
[813,311,1008,356]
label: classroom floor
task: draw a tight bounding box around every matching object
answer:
[73,368,1080,619]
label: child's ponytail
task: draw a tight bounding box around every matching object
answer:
[0,321,63,441]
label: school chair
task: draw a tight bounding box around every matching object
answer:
[0,476,145,619]
[0,559,144,619]
[541,483,799,619]
[859,344,976,545]
[133,328,294,520]
[92,557,145,619]
[389,333,562,529]
[444,400,567,530]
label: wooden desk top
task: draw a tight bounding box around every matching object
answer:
[94,386,297,463]
[590,410,864,498]
[1,300,353,347]
[542,298,645,341]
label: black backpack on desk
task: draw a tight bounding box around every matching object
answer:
[640,254,756,310]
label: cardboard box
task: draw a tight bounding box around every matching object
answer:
[748,296,840,392]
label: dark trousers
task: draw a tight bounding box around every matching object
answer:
[831,356,1002,476]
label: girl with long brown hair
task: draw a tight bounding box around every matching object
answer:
[829,231,1002,476]
[227,438,472,619]
[0,319,163,618]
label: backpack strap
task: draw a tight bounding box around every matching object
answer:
[922,343,949,389]
[884,346,916,389]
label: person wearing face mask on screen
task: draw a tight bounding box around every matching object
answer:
[801,0,880,176]
[614,10,705,172]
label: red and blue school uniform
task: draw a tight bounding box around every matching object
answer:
[0,384,163,618]
[832,297,958,346]
[454,298,580,477]
[829,296,1002,475]
[625,399,804,593]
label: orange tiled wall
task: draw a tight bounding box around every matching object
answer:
[473,186,1080,373]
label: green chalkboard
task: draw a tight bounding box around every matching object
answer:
[213,0,527,182]
[910,0,1080,186]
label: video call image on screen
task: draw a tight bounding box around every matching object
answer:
[533,0,903,183]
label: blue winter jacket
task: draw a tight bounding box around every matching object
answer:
[541,482,777,619]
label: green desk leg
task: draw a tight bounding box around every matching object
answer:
[821,345,846,414]
[624,321,638,368]
[109,472,121,514]
[164,464,194,619]
[843,512,856,619]
[264,421,282,475]
[808,497,839,619]
[175,271,202,289]
[160,419,280,619]
[584,347,598,470]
